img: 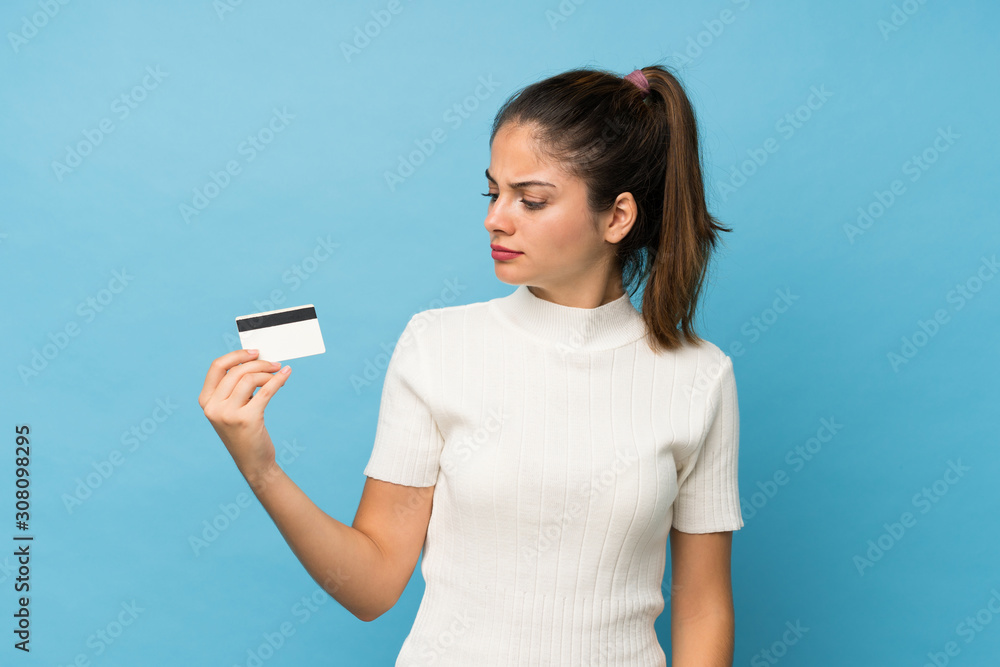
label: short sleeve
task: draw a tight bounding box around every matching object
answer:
[672,354,743,533]
[362,314,444,487]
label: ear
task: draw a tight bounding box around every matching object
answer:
[604,192,638,243]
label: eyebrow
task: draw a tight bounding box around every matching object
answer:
[485,168,556,190]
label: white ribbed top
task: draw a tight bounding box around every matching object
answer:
[364,284,743,666]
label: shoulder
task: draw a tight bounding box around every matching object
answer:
[687,339,736,413]
[398,296,493,345]
[645,335,734,408]
[695,338,733,379]
[686,337,729,364]
[688,338,734,391]
[648,334,731,372]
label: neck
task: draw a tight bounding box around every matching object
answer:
[490,283,648,352]
[525,281,626,309]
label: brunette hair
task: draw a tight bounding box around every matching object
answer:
[488,63,732,352]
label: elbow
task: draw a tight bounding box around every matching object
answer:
[355,602,390,623]
[355,572,407,623]
[352,594,397,623]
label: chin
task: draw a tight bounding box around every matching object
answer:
[494,267,534,286]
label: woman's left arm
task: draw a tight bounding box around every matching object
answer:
[668,528,736,667]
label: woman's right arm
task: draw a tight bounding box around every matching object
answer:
[198,348,434,622]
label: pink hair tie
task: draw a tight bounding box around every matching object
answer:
[624,69,650,98]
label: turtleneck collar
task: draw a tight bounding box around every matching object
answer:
[489,284,648,352]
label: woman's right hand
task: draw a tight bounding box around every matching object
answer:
[198,348,292,488]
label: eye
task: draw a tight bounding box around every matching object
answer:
[480,192,545,210]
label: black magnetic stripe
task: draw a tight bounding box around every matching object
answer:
[237,306,317,332]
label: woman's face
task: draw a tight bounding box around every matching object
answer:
[483,123,634,297]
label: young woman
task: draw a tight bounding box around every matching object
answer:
[199,64,742,666]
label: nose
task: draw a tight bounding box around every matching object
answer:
[484,198,516,237]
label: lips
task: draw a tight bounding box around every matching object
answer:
[490,244,522,253]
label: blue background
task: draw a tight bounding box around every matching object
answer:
[2,0,998,665]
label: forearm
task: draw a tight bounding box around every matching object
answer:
[671,606,735,666]
[244,462,389,622]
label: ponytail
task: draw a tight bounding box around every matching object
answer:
[639,67,732,352]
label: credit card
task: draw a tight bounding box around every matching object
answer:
[235,304,326,363]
